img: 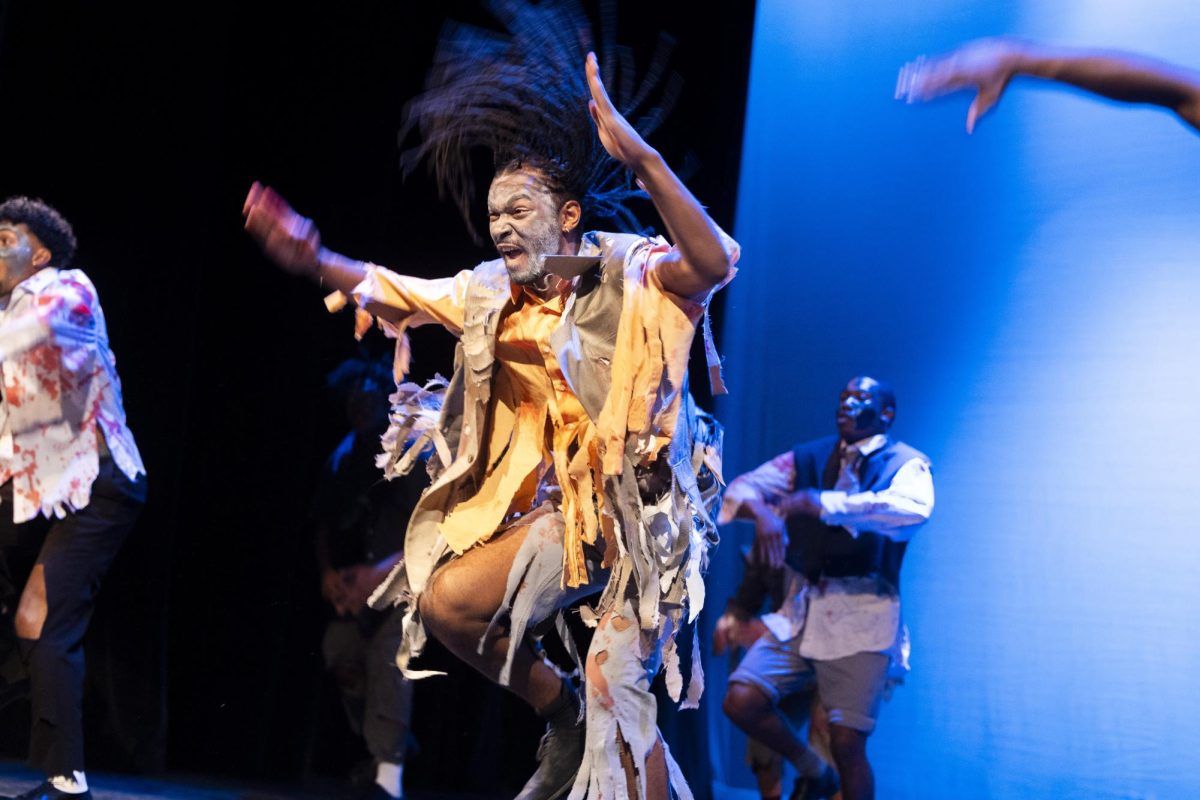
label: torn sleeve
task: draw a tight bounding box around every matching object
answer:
[328,266,472,337]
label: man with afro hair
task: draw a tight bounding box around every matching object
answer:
[0,196,146,800]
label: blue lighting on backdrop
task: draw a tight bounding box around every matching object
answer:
[710,2,1200,798]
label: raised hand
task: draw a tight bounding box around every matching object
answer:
[897,38,1020,133]
[586,52,656,169]
[243,181,322,277]
[751,509,789,570]
[338,563,387,615]
[320,567,349,613]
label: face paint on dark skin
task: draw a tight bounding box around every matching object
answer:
[486,168,577,292]
[835,376,892,444]
[840,396,879,429]
[0,224,39,298]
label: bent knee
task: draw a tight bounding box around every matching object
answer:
[420,566,485,635]
[723,681,771,723]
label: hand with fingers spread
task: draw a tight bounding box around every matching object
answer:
[898,37,1200,135]
[585,51,736,297]
[242,181,322,278]
[896,38,1021,133]
[585,51,657,170]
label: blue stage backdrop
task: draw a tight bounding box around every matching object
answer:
[709,2,1200,798]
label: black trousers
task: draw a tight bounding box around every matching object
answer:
[0,458,146,776]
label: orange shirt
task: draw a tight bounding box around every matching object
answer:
[341,229,739,586]
[437,281,592,552]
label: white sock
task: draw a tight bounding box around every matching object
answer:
[375,761,403,799]
[789,747,828,779]
[48,771,88,794]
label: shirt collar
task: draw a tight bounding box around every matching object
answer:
[2,267,57,313]
[508,277,574,311]
[843,433,888,459]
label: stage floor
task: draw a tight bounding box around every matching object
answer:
[0,762,498,800]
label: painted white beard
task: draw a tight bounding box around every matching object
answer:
[506,227,561,285]
[508,253,548,285]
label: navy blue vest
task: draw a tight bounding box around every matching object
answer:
[786,435,926,591]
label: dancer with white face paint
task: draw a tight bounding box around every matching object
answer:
[0,197,146,800]
[718,377,934,800]
[243,3,737,799]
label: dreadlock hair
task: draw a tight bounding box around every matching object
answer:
[400,0,681,241]
[0,196,77,267]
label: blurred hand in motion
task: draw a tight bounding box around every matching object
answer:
[779,488,822,520]
[586,51,656,169]
[751,508,789,570]
[897,38,1021,133]
[712,612,769,656]
[320,567,349,612]
[335,562,393,616]
[243,181,322,276]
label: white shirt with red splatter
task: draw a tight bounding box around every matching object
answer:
[0,267,144,522]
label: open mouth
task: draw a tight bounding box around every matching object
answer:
[496,243,525,261]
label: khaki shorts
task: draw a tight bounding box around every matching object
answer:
[729,631,890,734]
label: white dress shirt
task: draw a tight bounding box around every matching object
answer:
[721,434,934,662]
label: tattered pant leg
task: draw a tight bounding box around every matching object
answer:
[573,603,686,800]
[487,504,607,685]
[363,607,413,763]
[20,461,145,775]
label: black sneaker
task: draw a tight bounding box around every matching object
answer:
[789,765,839,800]
[513,708,585,800]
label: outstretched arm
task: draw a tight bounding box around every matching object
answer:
[585,52,735,298]
[897,38,1200,134]
[242,181,373,295]
[242,182,468,332]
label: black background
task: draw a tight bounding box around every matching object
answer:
[0,0,754,792]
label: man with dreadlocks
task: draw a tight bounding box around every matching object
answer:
[244,5,737,800]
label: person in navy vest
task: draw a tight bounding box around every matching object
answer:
[717,376,934,800]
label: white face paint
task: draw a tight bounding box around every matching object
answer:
[0,224,37,297]
[486,168,566,286]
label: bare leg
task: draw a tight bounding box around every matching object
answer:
[418,520,562,713]
[829,726,872,800]
[724,682,812,765]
